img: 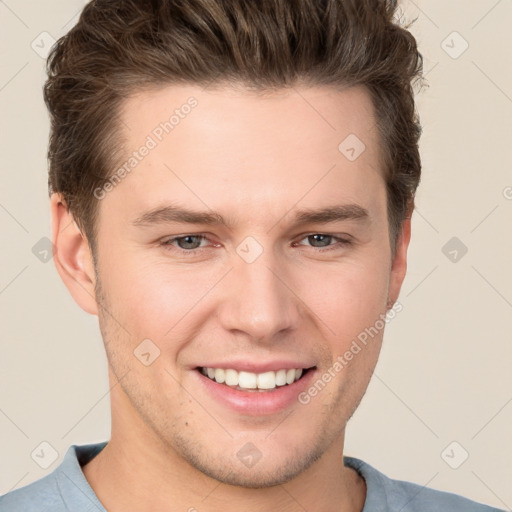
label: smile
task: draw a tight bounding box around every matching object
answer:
[197,366,313,391]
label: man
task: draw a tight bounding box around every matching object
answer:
[0,0,504,510]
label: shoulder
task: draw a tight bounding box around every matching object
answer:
[0,471,65,512]
[344,455,505,512]
[0,442,108,512]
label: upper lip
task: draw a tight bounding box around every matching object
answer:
[195,360,317,373]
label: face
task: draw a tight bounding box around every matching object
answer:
[64,84,409,487]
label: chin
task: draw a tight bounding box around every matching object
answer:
[172,431,326,488]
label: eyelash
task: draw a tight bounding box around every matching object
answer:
[159,233,352,255]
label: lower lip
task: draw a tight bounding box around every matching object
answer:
[194,368,317,416]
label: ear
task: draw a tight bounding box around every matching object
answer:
[387,217,411,307]
[50,193,99,316]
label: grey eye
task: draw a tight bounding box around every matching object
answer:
[305,234,333,247]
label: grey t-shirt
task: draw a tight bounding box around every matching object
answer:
[0,442,504,511]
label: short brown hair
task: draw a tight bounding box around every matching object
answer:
[44,0,423,257]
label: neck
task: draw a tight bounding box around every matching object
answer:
[82,382,366,512]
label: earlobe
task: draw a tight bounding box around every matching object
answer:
[50,193,99,316]
[388,217,412,307]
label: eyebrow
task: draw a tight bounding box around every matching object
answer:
[131,203,370,229]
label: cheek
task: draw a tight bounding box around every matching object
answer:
[297,256,390,339]
[100,238,390,346]
[107,257,220,339]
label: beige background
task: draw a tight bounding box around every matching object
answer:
[1,0,511,508]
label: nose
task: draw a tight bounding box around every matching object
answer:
[216,251,301,343]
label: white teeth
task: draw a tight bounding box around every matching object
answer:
[238,371,257,389]
[224,369,239,386]
[275,369,287,386]
[214,368,225,384]
[201,367,308,390]
[257,371,276,390]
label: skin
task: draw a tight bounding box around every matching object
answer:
[51,83,411,512]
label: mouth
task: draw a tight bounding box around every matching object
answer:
[195,366,316,392]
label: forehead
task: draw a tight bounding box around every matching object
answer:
[104,83,386,228]
[119,83,380,159]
